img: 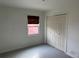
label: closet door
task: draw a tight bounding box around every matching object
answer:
[47,15,66,52]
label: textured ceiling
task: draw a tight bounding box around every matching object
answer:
[0,0,79,11]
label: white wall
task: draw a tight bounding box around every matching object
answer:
[0,6,45,53]
[45,0,79,58]
[66,9,79,58]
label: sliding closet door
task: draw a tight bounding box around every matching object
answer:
[47,15,67,52]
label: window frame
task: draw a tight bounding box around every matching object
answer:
[27,15,40,36]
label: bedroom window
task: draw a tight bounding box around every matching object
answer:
[27,16,39,35]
